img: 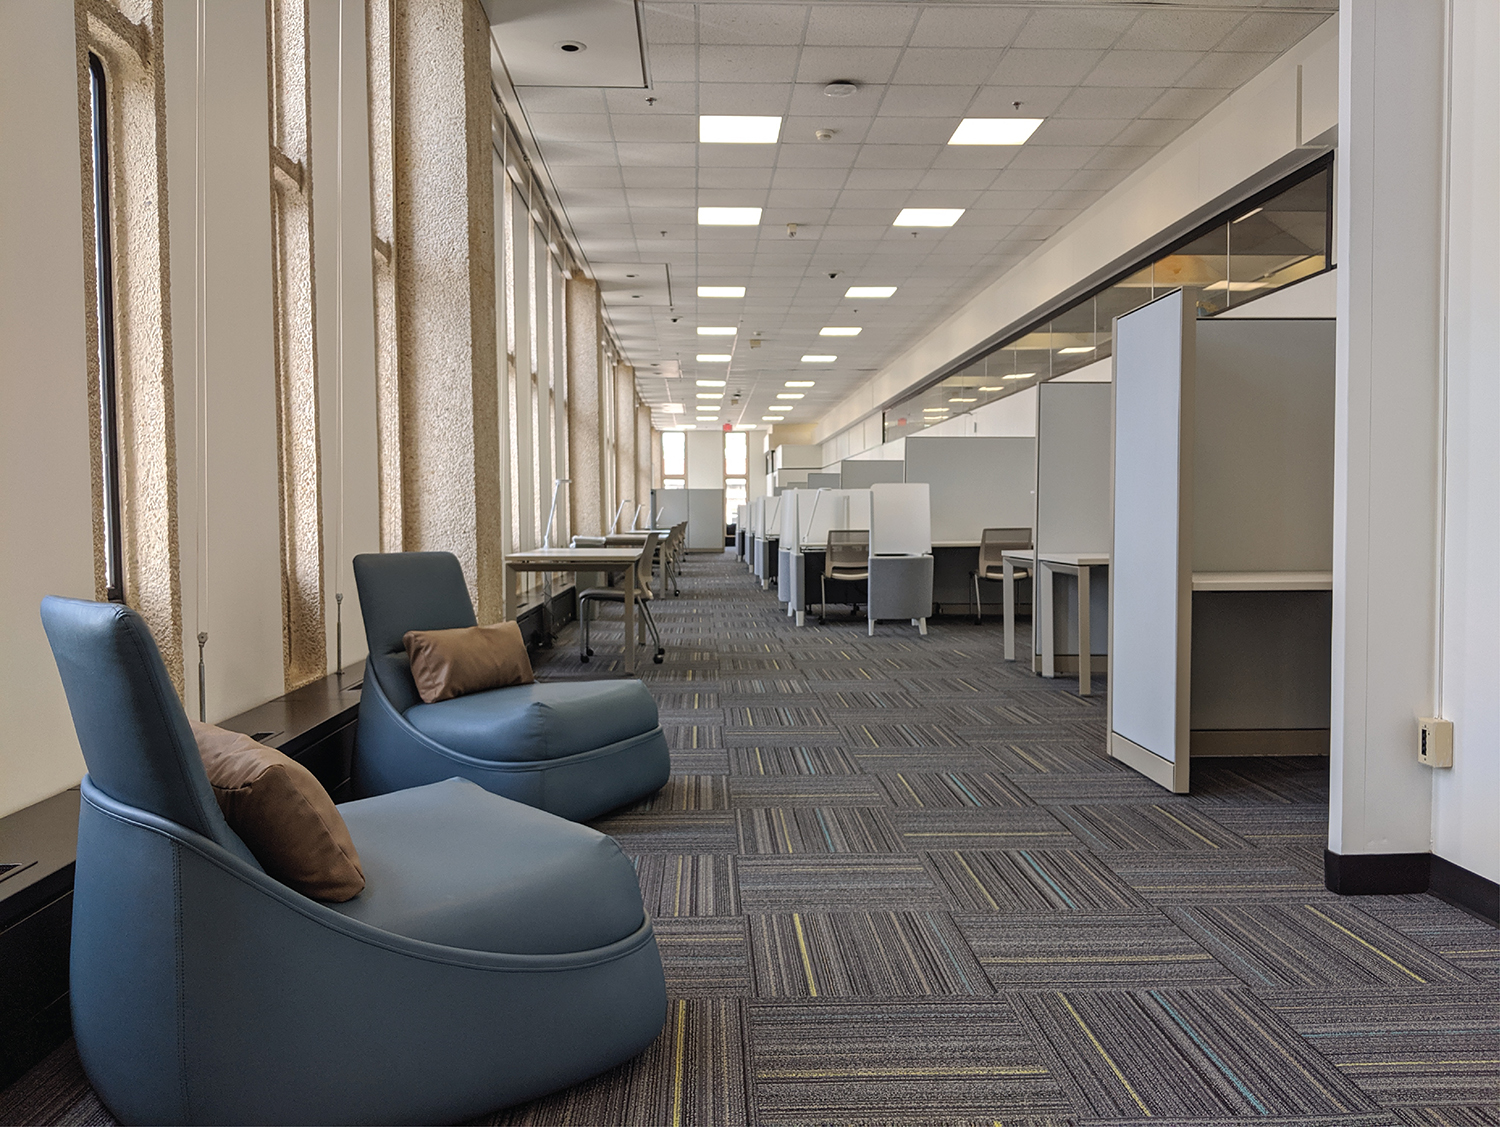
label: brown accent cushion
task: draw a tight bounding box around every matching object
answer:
[190,721,365,902]
[402,621,535,704]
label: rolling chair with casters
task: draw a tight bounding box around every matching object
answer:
[353,551,669,821]
[39,596,667,1126]
[581,532,665,665]
[819,528,870,625]
[971,526,1032,625]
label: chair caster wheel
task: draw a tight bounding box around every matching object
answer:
[579,655,590,663]
[653,654,664,664]
[586,647,594,657]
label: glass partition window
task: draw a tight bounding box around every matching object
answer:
[883,157,1332,441]
[724,430,747,523]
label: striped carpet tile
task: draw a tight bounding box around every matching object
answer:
[745,999,1070,1122]
[727,777,885,806]
[727,746,860,776]
[1266,989,1500,1107]
[850,748,1002,771]
[1048,803,1252,851]
[924,850,1147,913]
[651,690,721,709]
[894,808,1081,850]
[489,999,750,1127]
[736,806,903,855]
[961,913,1238,989]
[815,689,919,710]
[874,770,1035,809]
[653,918,751,997]
[748,911,991,998]
[0,1041,110,1126]
[1187,757,1332,805]
[842,721,963,748]
[724,705,836,730]
[737,856,944,912]
[633,854,739,917]
[1350,896,1500,984]
[718,677,809,695]
[591,812,737,854]
[895,675,1004,696]
[1015,988,1380,1120]
[1164,903,1477,990]
[985,740,1137,775]
[627,775,730,812]
[663,724,724,749]
[667,749,730,775]
[1397,1107,1500,1126]
[1013,773,1202,806]
[1104,850,1339,903]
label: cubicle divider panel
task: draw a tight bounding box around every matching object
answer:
[870,483,931,557]
[806,472,841,488]
[905,436,1035,545]
[654,489,689,532]
[686,489,726,551]
[1109,290,1194,793]
[1193,319,1336,572]
[841,460,905,489]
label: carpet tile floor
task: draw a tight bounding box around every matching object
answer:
[1,550,1495,1126]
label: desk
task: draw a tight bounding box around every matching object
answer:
[1004,551,1108,695]
[605,530,671,544]
[505,547,645,673]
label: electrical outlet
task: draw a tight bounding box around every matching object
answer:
[1417,717,1453,768]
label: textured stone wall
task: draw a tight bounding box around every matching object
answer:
[614,363,635,528]
[636,401,651,524]
[566,275,603,537]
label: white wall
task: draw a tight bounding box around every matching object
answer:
[816,16,1339,449]
[1217,267,1337,320]
[686,428,724,488]
[0,2,95,816]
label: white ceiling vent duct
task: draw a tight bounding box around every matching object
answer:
[484,0,646,88]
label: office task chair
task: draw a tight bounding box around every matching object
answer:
[663,521,686,595]
[580,532,665,665]
[971,527,1032,625]
[819,528,871,624]
[39,596,666,1127]
[353,552,669,821]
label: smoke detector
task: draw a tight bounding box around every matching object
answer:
[823,82,858,98]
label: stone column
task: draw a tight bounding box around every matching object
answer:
[614,364,635,530]
[385,0,500,618]
[636,401,651,524]
[565,275,603,536]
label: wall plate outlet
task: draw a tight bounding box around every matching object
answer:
[1417,717,1453,768]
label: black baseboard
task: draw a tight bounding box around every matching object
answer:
[1325,848,1499,925]
[1430,853,1500,925]
[1324,849,1430,896]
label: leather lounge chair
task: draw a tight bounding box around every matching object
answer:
[352,551,669,821]
[39,595,666,1126]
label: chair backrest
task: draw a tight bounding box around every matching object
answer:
[39,596,260,865]
[978,526,1031,570]
[353,552,477,712]
[635,532,661,598]
[825,528,870,576]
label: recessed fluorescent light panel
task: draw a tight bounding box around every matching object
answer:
[820,326,861,336]
[949,397,977,403]
[696,354,731,362]
[894,208,964,227]
[800,355,836,363]
[698,286,745,298]
[777,393,804,400]
[696,379,726,387]
[698,207,761,226]
[699,116,782,144]
[695,392,723,399]
[1058,346,1096,354]
[844,286,896,298]
[662,404,684,413]
[1003,372,1035,380]
[947,118,1044,145]
[785,381,815,387]
[697,326,736,336]
[978,386,1002,392]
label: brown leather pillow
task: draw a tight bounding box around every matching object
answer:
[190,721,365,902]
[402,620,535,704]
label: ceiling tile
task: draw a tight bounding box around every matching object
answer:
[641,3,696,45]
[1012,8,1136,50]
[622,166,695,188]
[909,6,1027,48]
[697,145,781,167]
[772,166,851,189]
[606,82,695,114]
[698,166,775,189]
[852,144,946,169]
[1006,146,1094,172]
[1029,117,1131,146]
[844,167,924,190]
[1053,86,1165,120]
[615,142,697,167]
[696,82,794,115]
[528,113,616,143]
[893,48,1007,86]
[1142,86,1232,120]
[992,48,1107,88]
[1176,52,1278,90]
[776,143,861,169]
[804,3,919,47]
[609,114,697,143]
[647,43,697,83]
[915,168,999,191]
[696,4,808,46]
[795,46,903,85]
[541,140,620,166]
[862,116,959,145]
[1107,117,1193,149]
[787,82,886,118]
[1219,12,1331,53]
[874,85,977,117]
[549,165,625,188]
[1083,50,1204,88]
[965,86,1070,117]
[1112,10,1246,52]
[515,87,607,114]
[836,188,915,208]
[698,45,801,84]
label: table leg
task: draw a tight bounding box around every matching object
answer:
[1039,562,1056,678]
[624,560,637,674]
[1002,559,1016,661]
[1077,565,1091,696]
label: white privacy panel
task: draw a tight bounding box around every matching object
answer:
[737,504,749,530]
[764,494,782,536]
[904,436,1035,544]
[1193,319,1335,572]
[780,489,806,546]
[804,489,869,548]
[1111,290,1191,764]
[1036,383,1113,555]
[870,482,931,556]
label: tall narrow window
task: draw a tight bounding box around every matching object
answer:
[88,54,125,603]
[662,431,686,490]
[724,430,747,525]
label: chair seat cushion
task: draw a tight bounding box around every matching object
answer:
[404,679,659,762]
[828,569,869,581]
[330,778,644,954]
[579,586,650,603]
